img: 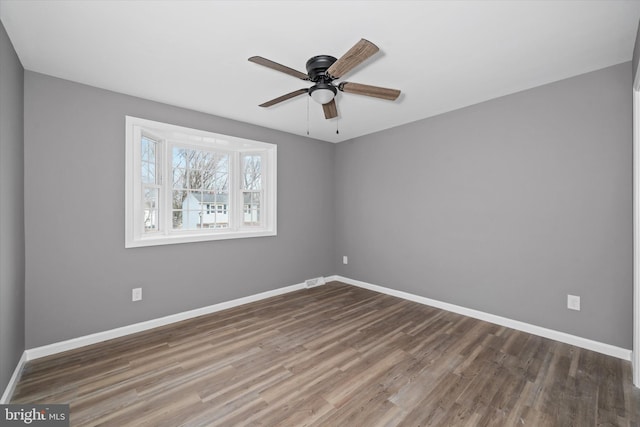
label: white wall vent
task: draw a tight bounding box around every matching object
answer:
[305,277,326,288]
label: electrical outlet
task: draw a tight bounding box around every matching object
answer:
[567,294,580,311]
[343,256,348,265]
[132,287,142,302]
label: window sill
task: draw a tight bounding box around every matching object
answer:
[125,228,277,248]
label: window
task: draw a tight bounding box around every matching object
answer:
[125,117,276,247]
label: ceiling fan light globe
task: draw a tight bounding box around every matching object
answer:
[309,82,337,105]
[310,88,336,104]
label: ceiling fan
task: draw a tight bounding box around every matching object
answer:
[249,39,401,120]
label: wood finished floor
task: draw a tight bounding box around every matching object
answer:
[11,282,640,426]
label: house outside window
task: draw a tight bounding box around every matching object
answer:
[204,203,227,215]
[125,116,277,247]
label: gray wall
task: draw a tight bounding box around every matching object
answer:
[335,62,632,349]
[0,21,25,392]
[633,19,640,86]
[24,72,335,348]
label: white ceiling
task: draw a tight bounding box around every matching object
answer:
[2,1,640,143]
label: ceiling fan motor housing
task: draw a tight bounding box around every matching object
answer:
[306,55,337,82]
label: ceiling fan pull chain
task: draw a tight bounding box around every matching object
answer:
[336,117,339,135]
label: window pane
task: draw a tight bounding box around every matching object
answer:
[186,210,204,230]
[201,172,217,191]
[189,191,204,211]
[218,155,229,174]
[189,150,203,169]
[141,136,159,185]
[173,167,187,189]
[243,155,261,190]
[172,210,183,229]
[141,162,150,183]
[144,188,158,207]
[173,190,188,210]
[144,210,158,231]
[200,191,215,205]
[145,137,156,160]
[173,209,205,230]
[172,147,188,169]
[188,169,203,190]
[243,192,261,226]
[143,188,159,232]
[142,136,156,163]
[215,172,229,193]
[200,151,214,167]
[141,137,149,162]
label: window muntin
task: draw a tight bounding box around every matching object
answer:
[126,117,276,247]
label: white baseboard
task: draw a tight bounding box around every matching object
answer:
[1,351,27,404]
[331,275,632,361]
[20,274,631,369]
[25,281,309,361]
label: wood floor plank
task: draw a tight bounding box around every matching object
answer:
[10,282,640,426]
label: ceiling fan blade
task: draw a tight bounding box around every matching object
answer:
[248,56,309,80]
[338,82,400,101]
[322,99,338,119]
[326,39,379,79]
[259,88,309,107]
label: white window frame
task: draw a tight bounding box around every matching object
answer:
[125,116,277,248]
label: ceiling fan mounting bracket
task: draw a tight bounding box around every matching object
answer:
[305,55,337,82]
